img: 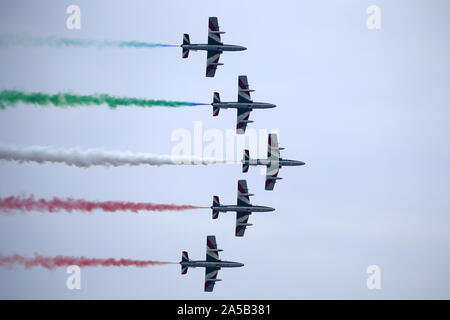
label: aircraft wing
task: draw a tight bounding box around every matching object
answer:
[236,76,254,133]
[238,75,253,103]
[265,134,280,190]
[265,163,280,191]
[236,211,251,237]
[237,179,252,206]
[236,180,252,237]
[236,108,252,134]
[205,235,221,292]
[206,235,221,262]
[204,266,220,292]
[206,50,222,77]
[208,17,223,45]
[267,133,280,160]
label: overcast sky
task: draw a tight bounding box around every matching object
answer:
[0,0,449,299]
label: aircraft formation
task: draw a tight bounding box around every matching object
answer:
[0,16,305,294]
[179,17,306,292]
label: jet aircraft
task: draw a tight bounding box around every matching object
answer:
[181,17,246,77]
[242,133,306,190]
[211,180,275,237]
[211,75,276,134]
[180,235,244,292]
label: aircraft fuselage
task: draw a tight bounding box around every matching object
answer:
[180,260,244,268]
[211,102,276,109]
[211,205,275,213]
[246,158,306,167]
[181,44,246,52]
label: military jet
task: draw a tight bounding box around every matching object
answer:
[242,133,306,191]
[180,235,244,292]
[212,75,276,134]
[181,17,246,77]
[211,179,275,237]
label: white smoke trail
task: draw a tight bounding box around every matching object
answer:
[0,144,227,168]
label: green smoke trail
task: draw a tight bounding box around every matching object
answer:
[0,34,178,49]
[0,90,206,109]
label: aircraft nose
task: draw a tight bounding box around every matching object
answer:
[268,207,276,212]
[237,263,244,267]
[239,46,247,51]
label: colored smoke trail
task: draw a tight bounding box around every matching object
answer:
[0,34,179,49]
[0,195,207,214]
[0,90,206,109]
[0,143,227,167]
[0,254,175,270]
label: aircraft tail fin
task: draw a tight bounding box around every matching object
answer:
[181,251,189,274]
[183,33,190,45]
[242,149,250,173]
[182,34,190,58]
[213,92,221,103]
[212,196,220,219]
[182,48,189,58]
[213,92,220,116]
[181,266,188,274]
[181,251,189,262]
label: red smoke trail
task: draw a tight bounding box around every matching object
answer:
[0,254,175,270]
[0,195,206,214]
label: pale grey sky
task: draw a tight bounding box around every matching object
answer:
[0,0,449,299]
